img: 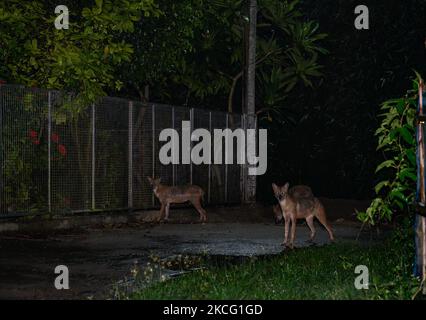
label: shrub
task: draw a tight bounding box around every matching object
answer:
[358,75,419,225]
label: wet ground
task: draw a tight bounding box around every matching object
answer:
[0,217,383,299]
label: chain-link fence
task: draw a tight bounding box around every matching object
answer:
[0,84,256,216]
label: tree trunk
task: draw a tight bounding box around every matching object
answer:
[136,84,150,102]
[245,0,256,116]
[243,0,257,203]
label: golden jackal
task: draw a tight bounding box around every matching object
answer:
[272,183,334,248]
[147,177,207,222]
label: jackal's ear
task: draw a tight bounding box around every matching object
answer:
[156,177,161,183]
[272,183,279,193]
[147,176,153,184]
[283,182,290,193]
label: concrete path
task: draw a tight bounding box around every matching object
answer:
[0,219,383,300]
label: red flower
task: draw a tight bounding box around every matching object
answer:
[51,133,60,143]
[58,144,67,156]
[33,139,40,145]
[29,130,38,139]
[0,80,6,85]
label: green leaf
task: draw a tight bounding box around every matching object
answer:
[399,127,415,145]
[398,168,416,182]
[375,160,395,173]
[406,149,416,166]
[389,189,406,203]
[374,181,390,194]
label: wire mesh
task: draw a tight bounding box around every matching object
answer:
[0,84,251,216]
[227,113,243,203]
[50,92,92,213]
[0,85,48,215]
[173,106,191,186]
[191,108,211,203]
[94,97,129,210]
[209,111,227,205]
[132,101,153,209]
[153,104,173,208]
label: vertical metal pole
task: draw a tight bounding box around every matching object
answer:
[208,111,212,204]
[47,91,52,213]
[152,104,155,206]
[172,106,176,186]
[224,113,229,203]
[91,103,96,211]
[128,101,133,210]
[240,114,246,203]
[190,108,194,185]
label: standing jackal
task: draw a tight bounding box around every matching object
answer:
[147,177,207,222]
[272,183,334,248]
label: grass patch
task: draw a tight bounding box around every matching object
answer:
[129,239,421,300]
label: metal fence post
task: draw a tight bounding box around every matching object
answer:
[224,113,229,203]
[128,101,133,211]
[152,104,155,206]
[208,111,212,204]
[47,91,52,213]
[91,103,96,211]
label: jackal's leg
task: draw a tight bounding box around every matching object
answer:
[283,216,289,246]
[290,215,297,249]
[315,204,335,241]
[158,203,165,222]
[306,215,316,242]
[164,203,170,221]
[190,198,207,222]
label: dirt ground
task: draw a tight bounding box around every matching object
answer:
[0,201,382,300]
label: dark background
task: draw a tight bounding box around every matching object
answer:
[258,0,426,203]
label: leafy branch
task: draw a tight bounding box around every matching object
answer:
[358,75,419,225]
